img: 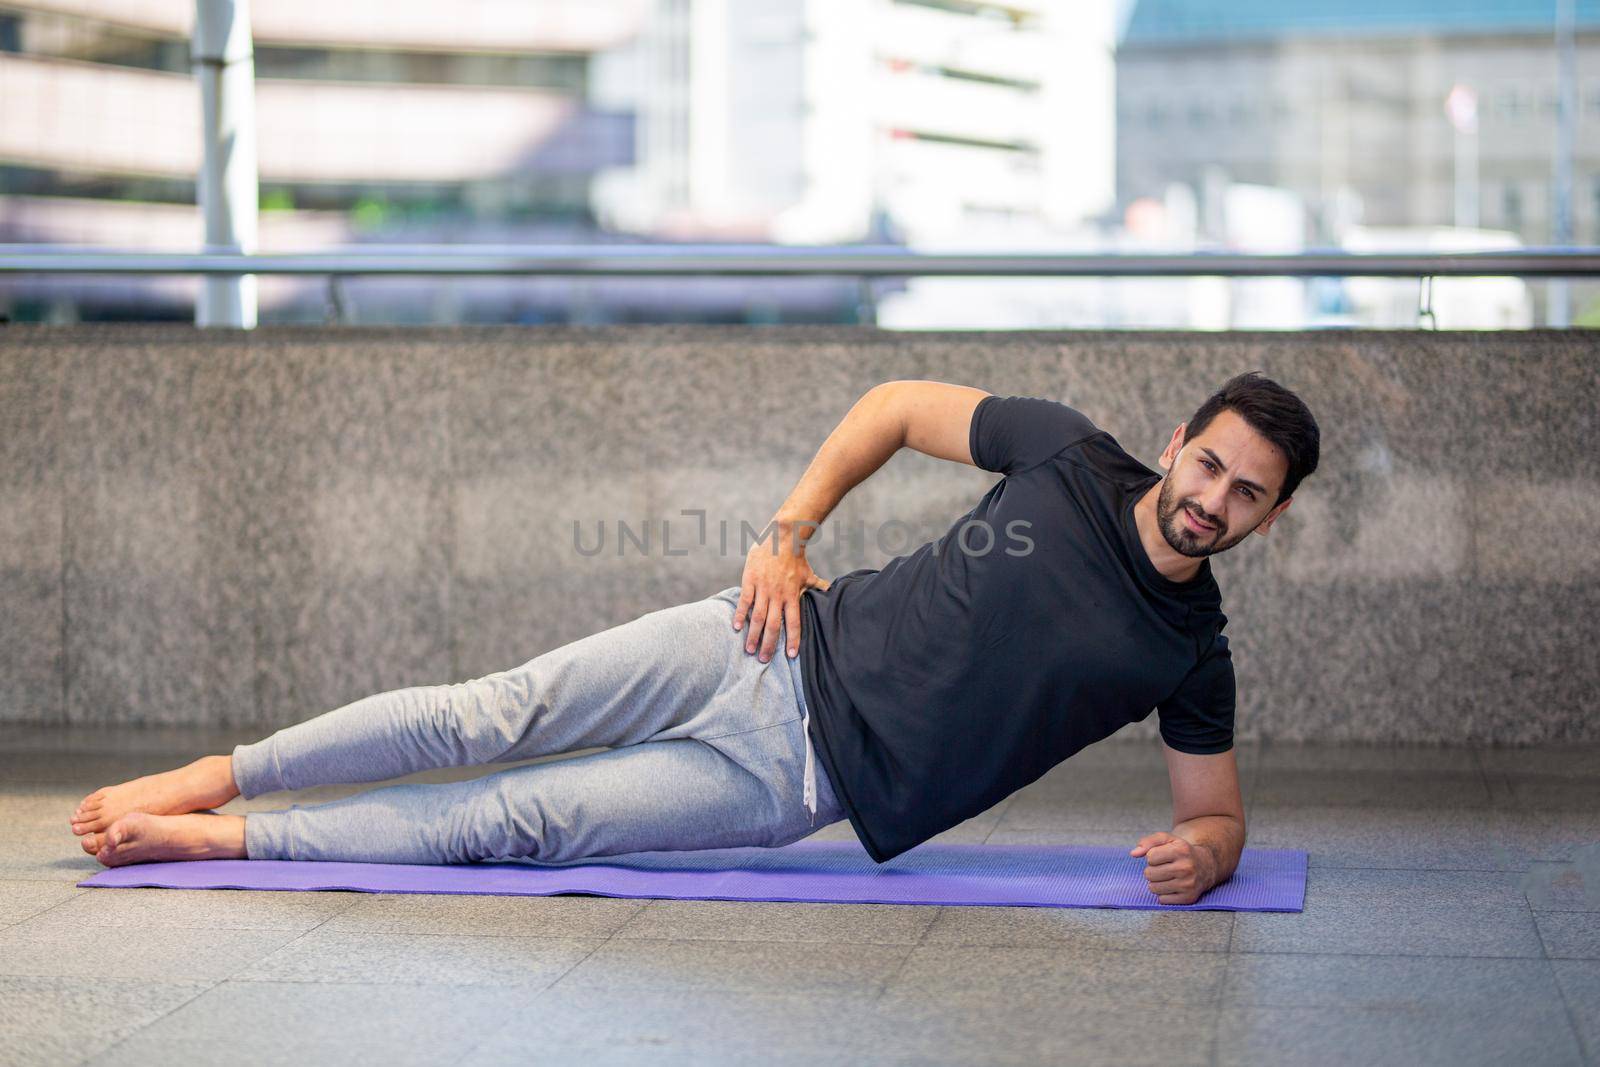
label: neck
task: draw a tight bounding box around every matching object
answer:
[1135,480,1204,585]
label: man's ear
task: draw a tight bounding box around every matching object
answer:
[1254,496,1292,535]
[1158,422,1188,472]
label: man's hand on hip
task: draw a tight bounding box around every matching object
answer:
[734,520,830,662]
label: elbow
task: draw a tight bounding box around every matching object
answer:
[863,381,909,449]
[865,380,900,404]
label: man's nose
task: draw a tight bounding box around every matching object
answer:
[1199,488,1229,525]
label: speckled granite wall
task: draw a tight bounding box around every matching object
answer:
[1,325,1595,744]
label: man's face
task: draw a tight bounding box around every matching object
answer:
[1155,408,1292,560]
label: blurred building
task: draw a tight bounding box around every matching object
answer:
[592,0,1113,245]
[0,0,697,322]
[1116,0,1600,246]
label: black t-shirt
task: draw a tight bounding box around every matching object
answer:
[799,394,1236,863]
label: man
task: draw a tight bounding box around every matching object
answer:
[71,372,1318,905]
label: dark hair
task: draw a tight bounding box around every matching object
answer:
[1185,371,1320,507]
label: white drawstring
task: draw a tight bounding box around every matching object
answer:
[781,616,820,827]
[786,635,820,827]
[801,701,817,826]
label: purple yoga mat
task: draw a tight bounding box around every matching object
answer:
[79,840,1305,911]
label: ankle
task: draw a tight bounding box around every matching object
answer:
[195,754,241,802]
[213,814,248,858]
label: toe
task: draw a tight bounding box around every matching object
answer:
[81,832,98,855]
[98,818,147,867]
[96,831,122,866]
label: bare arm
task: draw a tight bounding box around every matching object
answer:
[893,380,991,467]
[1167,744,1247,885]
[1130,745,1248,904]
[734,380,991,661]
[773,379,989,524]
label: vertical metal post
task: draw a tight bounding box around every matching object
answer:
[1453,125,1479,230]
[1418,275,1437,330]
[855,277,877,325]
[193,0,258,328]
[1551,0,1576,326]
[324,275,347,325]
[1446,84,1479,229]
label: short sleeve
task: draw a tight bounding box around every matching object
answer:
[1156,633,1236,755]
[968,395,1101,476]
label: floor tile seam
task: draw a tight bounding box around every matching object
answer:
[978,795,1017,843]
[1512,949,1600,962]
[605,933,941,946]
[162,943,1563,965]
[11,932,1563,957]
[1533,907,1600,916]
[187,893,375,990]
[1293,861,1544,873]
[1209,1001,1584,1020]
[1222,948,1552,960]
[869,855,961,985]
[526,931,959,953]
[1535,899,1557,960]
[0,887,93,930]
[14,920,364,937]
[208,927,611,945]
[596,898,656,941]
[106,975,571,989]
[0,949,1575,978]
[21,963,1568,990]
[532,928,632,995]
[1279,861,1564,875]
[439,933,629,1066]
[574,933,1232,951]
[865,934,928,1007]
[61,976,225,1065]
[1205,951,1231,1067]
[1549,962,1600,1066]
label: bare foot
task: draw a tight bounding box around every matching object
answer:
[82,812,247,867]
[71,755,239,836]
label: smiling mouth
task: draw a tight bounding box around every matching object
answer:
[1184,509,1216,533]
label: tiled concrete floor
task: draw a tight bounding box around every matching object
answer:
[2,726,1596,1066]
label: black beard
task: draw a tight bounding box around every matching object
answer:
[1156,475,1227,560]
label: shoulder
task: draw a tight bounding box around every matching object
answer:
[968,395,1105,476]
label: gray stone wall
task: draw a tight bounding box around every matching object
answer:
[2,325,1595,744]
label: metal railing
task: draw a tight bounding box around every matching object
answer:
[3,245,1600,277]
[4,245,1597,328]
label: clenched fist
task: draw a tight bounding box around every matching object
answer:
[1130,830,1217,906]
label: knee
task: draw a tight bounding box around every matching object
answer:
[448,776,551,864]
[432,675,531,763]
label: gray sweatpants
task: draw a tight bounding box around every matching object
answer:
[231,586,847,865]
